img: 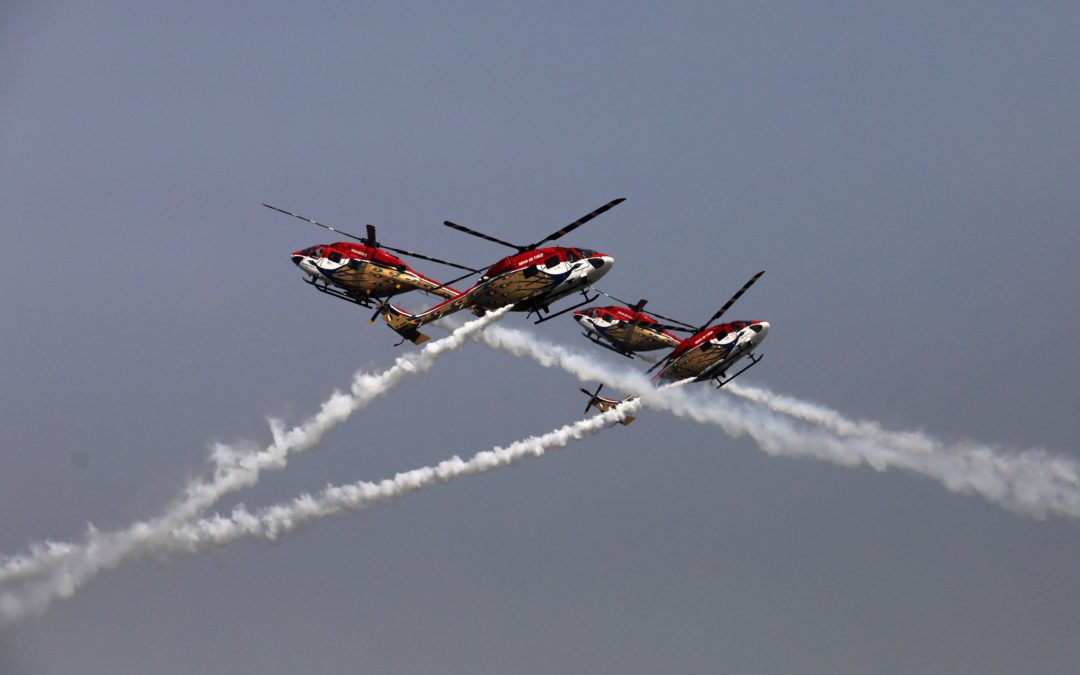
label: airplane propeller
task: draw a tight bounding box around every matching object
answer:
[579,384,605,415]
[368,298,390,324]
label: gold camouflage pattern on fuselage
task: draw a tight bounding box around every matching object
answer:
[662,341,738,381]
[601,323,681,352]
[329,260,458,300]
[466,267,565,313]
[394,267,566,327]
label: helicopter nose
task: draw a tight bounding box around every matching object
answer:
[586,255,614,281]
[291,254,304,266]
[750,322,770,343]
[587,255,613,270]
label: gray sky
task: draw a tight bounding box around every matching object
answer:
[2,1,1079,672]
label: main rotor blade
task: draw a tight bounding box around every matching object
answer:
[423,268,484,296]
[700,270,765,331]
[377,244,481,273]
[263,203,370,244]
[654,323,695,333]
[266,204,478,272]
[643,310,698,330]
[645,357,668,374]
[592,288,634,307]
[592,289,650,326]
[526,197,626,249]
[443,221,522,250]
[593,288,697,330]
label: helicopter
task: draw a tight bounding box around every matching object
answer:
[576,271,769,426]
[265,204,478,312]
[572,296,696,359]
[379,198,624,345]
[577,269,769,422]
[645,271,769,388]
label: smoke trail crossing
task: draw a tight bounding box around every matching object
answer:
[472,324,1080,518]
[0,397,640,626]
[0,307,511,587]
[173,398,642,550]
[4,318,1077,626]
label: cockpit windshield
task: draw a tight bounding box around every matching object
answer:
[576,248,597,257]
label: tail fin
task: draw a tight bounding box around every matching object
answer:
[578,384,635,426]
[378,291,479,345]
[380,304,430,345]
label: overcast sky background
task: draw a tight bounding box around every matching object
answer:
[2,1,1079,673]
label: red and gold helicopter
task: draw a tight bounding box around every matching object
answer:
[573,296,698,359]
[379,198,623,345]
[584,271,770,389]
[266,204,478,312]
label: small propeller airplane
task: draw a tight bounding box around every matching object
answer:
[379,198,623,345]
[579,384,636,426]
[265,204,480,313]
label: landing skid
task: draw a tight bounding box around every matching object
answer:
[710,353,762,389]
[581,332,635,359]
[303,276,376,309]
[531,290,599,325]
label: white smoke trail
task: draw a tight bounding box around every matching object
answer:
[0,397,640,626]
[472,324,1080,519]
[724,382,935,454]
[0,307,511,587]
[4,318,1076,625]
[171,398,643,550]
